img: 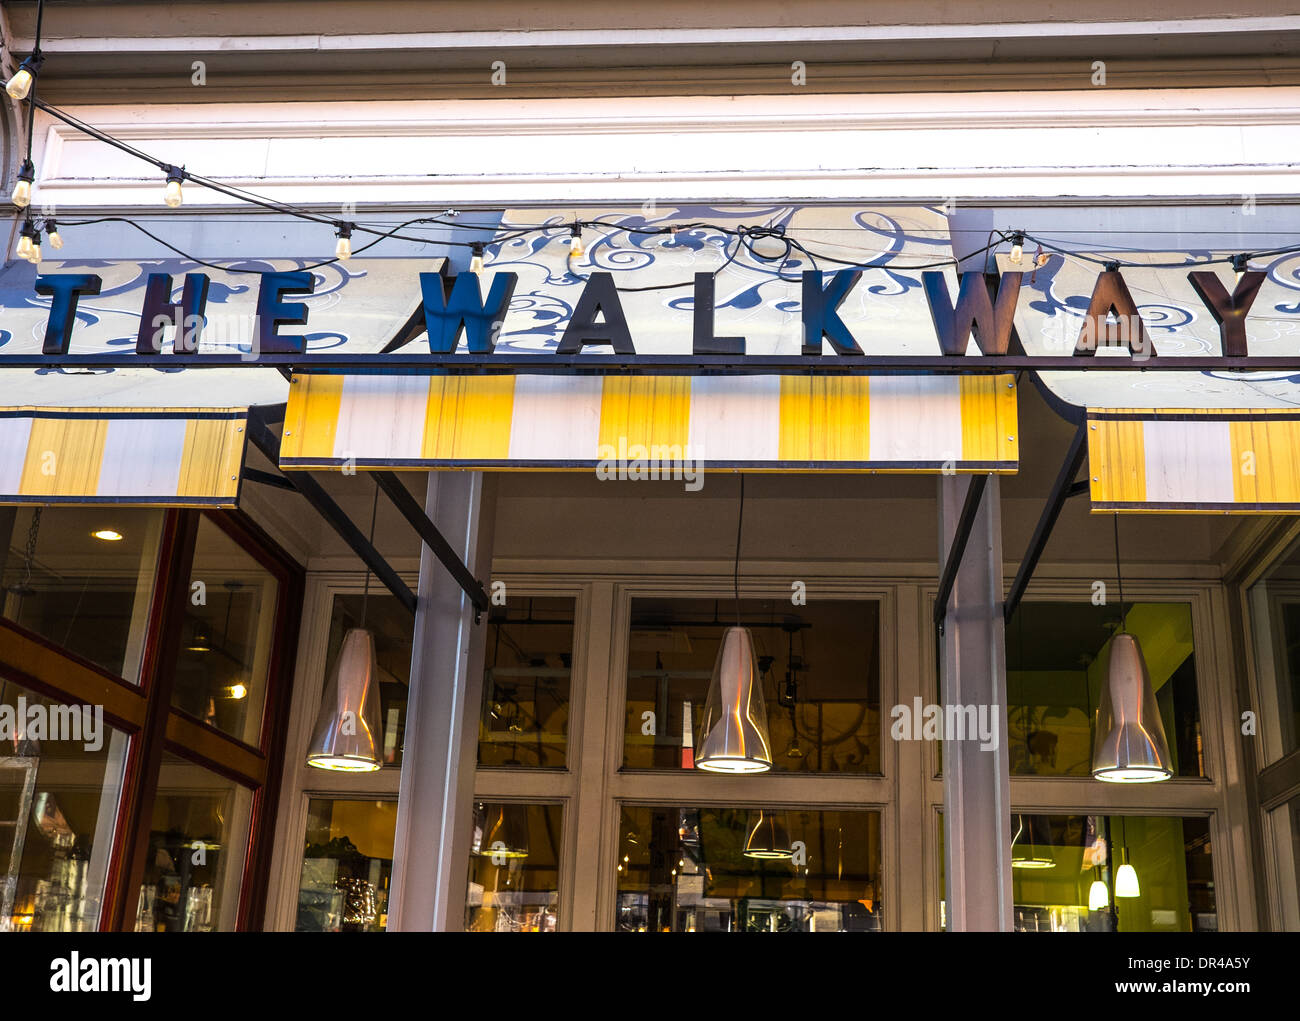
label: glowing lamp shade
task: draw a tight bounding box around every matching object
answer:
[1091,633,1173,783]
[743,811,793,860]
[1115,862,1141,898]
[694,627,773,774]
[306,628,383,772]
[479,804,530,860]
[1010,814,1056,870]
[5,67,33,101]
[1088,878,1110,911]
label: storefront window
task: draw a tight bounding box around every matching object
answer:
[1246,534,1300,764]
[1,507,163,683]
[297,799,396,932]
[137,753,253,932]
[1005,601,1203,778]
[466,802,562,932]
[624,599,881,773]
[938,812,1215,932]
[479,598,574,768]
[0,679,129,932]
[616,806,882,932]
[171,517,279,745]
[323,593,412,767]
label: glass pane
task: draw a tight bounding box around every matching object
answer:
[0,679,129,932]
[171,517,279,744]
[466,802,561,931]
[479,598,575,768]
[137,753,253,932]
[1264,796,1300,930]
[1004,602,1202,778]
[938,812,1215,932]
[297,799,396,932]
[624,598,881,773]
[1246,534,1300,764]
[323,594,411,768]
[1,507,163,682]
[616,806,882,932]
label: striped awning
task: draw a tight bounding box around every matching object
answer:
[279,372,1018,472]
[0,406,247,506]
[1087,408,1300,513]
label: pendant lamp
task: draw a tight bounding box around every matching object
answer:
[1010,814,1056,869]
[695,476,774,774]
[1091,516,1173,783]
[1088,870,1110,911]
[1114,819,1140,897]
[743,810,793,860]
[307,484,384,772]
[480,803,530,860]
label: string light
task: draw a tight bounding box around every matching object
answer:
[1034,244,1049,268]
[469,242,485,274]
[163,165,185,208]
[1230,253,1250,282]
[334,222,354,261]
[45,218,62,250]
[15,221,37,261]
[1008,231,1025,265]
[5,54,43,101]
[11,159,34,208]
[568,224,585,259]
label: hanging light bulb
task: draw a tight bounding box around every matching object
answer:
[1230,253,1250,284]
[1008,231,1025,265]
[568,224,585,259]
[1091,632,1173,783]
[479,803,530,859]
[11,158,35,208]
[1088,873,1110,911]
[334,222,353,261]
[1034,245,1049,268]
[305,628,383,771]
[162,165,185,208]
[28,228,41,264]
[469,242,485,275]
[5,54,43,101]
[1010,814,1056,869]
[1115,859,1140,898]
[743,810,793,859]
[45,218,62,250]
[15,220,36,261]
[695,626,773,773]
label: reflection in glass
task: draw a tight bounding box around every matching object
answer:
[478,598,574,768]
[625,599,881,774]
[324,594,411,767]
[171,517,278,744]
[297,799,396,932]
[1003,602,1201,778]
[466,802,561,932]
[1,507,162,682]
[616,807,882,932]
[139,754,252,932]
[1247,535,1300,763]
[0,679,128,931]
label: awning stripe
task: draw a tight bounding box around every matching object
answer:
[281,373,1019,472]
[1088,408,1300,512]
[0,407,246,506]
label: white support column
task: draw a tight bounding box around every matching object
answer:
[387,472,496,931]
[937,474,1013,931]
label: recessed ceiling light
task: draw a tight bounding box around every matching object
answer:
[92,529,124,542]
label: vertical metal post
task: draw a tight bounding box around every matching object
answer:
[387,472,496,931]
[937,474,1013,931]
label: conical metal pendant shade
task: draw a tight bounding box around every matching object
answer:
[1091,632,1173,783]
[744,810,793,859]
[306,628,383,772]
[695,626,773,773]
[480,803,530,859]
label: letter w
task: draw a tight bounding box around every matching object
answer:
[922,271,1022,356]
[419,270,517,354]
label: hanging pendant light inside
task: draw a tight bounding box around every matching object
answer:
[695,476,774,774]
[1114,819,1140,897]
[1088,872,1110,911]
[1010,814,1056,869]
[479,803,530,860]
[743,810,793,859]
[1091,515,1173,783]
[305,627,383,772]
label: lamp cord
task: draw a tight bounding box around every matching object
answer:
[733,475,745,627]
[1112,513,1125,633]
[360,481,378,628]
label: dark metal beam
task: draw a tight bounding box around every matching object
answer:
[1004,423,1090,623]
[7,353,1300,374]
[372,471,490,617]
[241,466,296,491]
[245,410,417,615]
[934,473,989,632]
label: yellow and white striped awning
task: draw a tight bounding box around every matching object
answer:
[280,372,1019,472]
[1088,408,1300,513]
[0,406,247,506]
